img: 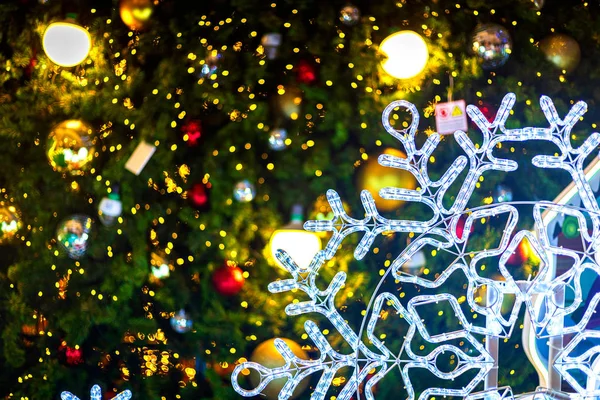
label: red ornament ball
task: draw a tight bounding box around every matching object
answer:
[188,183,209,208]
[479,103,496,122]
[64,345,84,365]
[182,120,202,146]
[24,55,37,79]
[296,59,318,85]
[456,215,474,240]
[212,261,245,296]
[470,102,496,130]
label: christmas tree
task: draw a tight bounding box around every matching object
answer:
[0,0,595,398]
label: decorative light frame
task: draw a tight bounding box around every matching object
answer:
[231,93,600,399]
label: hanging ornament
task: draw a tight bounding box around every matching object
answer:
[261,33,282,60]
[21,313,48,337]
[357,148,417,212]
[98,184,123,226]
[125,140,156,176]
[493,184,513,203]
[296,59,318,85]
[268,128,288,151]
[56,214,92,259]
[276,86,303,120]
[180,358,198,383]
[249,338,309,400]
[401,250,426,276]
[42,16,91,67]
[150,250,171,279]
[212,261,245,296]
[0,202,21,244]
[188,182,209,208]
[527,0,544,10]
[379,31,429,79]
[562,215,580,239]
[199,50,222,78]
[59,343,84,366]
[23,51,38,80]
[339,4,360,26]
[119,0,154,31]
[47,120,96,175]
[540,33,581,73]
[471,24,512,69]
[181,119,202,146]
[212,361,236,378]
[233,180,256,202]
[480,103,496,122]
[170,309,193,333]
[456,214,474,240]
[470,102,496,127]
[269,205,322,271]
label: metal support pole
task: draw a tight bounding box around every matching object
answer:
[548,284,564,391]
[485,284,499,390]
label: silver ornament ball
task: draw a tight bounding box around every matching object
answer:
[401,250,426,276]
[494,184,513,203]
[234,180,256,202]
[170,309,193,333]
[471,24,512,69]
[340,4,360,26]
[200,51,222,78]
[56,214,92,259]
[268,129,288,151]
[528,0,544,10]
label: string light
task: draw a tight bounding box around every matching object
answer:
[232,93,600,399]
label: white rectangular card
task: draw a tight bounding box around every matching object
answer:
[435,100,468,135]
[125,140,156,175]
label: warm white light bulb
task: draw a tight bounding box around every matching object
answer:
[379,30,429,79]
[43,22,91,67]
[270,229,321,271]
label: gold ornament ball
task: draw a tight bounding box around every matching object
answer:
[540,33,581,73]
[276,86,303,119]
[47,120,96,175]
[0,202,21,244]
[119,0,154,31]
[357,148,417,212]
[249,338,309,399]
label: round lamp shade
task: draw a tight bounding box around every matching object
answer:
[43,22,91,67]
[380,31,428,79]
[270,227,321,271]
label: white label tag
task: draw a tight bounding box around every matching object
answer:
[435,100,468,135]
[125,140,156,175]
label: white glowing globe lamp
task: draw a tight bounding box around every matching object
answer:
[43,22,91,67]
[379,30,428,79]
[270,205,322,271]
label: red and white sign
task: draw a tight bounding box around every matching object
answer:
[435,100,468,135]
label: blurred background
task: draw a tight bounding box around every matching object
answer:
[0,0,597,398]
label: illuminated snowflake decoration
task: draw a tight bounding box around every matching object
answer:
[231,93,600,399]
[61,385,132,400]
